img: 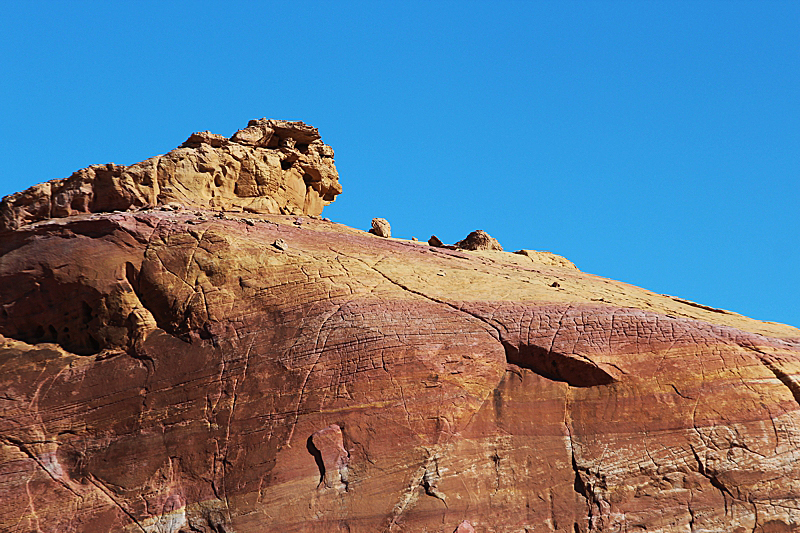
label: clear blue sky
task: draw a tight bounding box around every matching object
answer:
[1,1,798,328]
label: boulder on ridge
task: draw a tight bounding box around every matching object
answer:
[455,229,503,251]
[369,217,391,238]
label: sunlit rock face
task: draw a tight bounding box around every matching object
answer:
[1,123,800,533]
[0,119,342,232]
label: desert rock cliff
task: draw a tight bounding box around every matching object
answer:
[1,121,799,533]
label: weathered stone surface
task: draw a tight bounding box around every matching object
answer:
[0,119,342,232]
[369,217,391,238]
[1,128,800,533]
[455,230,503,251]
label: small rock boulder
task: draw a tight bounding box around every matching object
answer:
[428,235,444,247]
[369,218,391,238]
[455,230,503,251]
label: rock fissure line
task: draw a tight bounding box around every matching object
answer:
[87,474,148,533]
[565,423,592,532]
[759,357,800,408]
[385,451,448,532]
[334,249,619,390]
[0,436,82,500]
[284,304,343,447]
[736,342,800,408]
[330,247,503,340]
[563,385,591,531]
[689,443,737,506]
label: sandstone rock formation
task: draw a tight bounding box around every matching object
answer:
[2,123,800,533]
[369,217,391,238]
[0,119,342,232]
[428,235,445,247]
[455,229,503,251]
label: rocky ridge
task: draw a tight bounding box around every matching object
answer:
[1,121,800,533]
[0,119,342,232]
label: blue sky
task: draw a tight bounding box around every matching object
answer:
[1,1,798,328]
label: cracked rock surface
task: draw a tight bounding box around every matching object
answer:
[2,135,800,532]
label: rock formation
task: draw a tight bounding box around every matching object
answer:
[428,235,445,247]
[369,217,391,238]
[455,230,503,251]
[0,119,342,232]
[1,121,800,533]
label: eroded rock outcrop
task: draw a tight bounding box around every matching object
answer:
[1,124,800,533]
[455,230,503,251]
[0,119,342,232]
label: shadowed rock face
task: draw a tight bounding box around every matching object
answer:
[0,119,342,232]
[2,126,800,533]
